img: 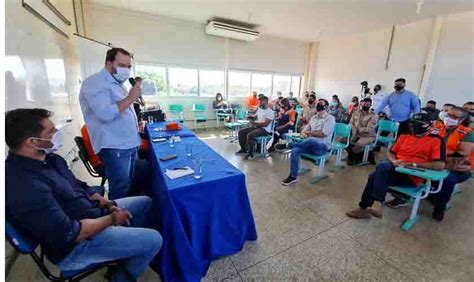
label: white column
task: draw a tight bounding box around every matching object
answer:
[418,16,444,100]
[303,42,319,92]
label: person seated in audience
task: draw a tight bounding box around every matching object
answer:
[247,91,260,113]
[348,96,359,116]
[299,93,317,129]
[237,95,275,160]
[438,103,455,122]
[288,92,299,109]
[346,98,378,165]
[422,100,440,122]
[346,113,446,219]
[462,101,474,128]
[329,95,345,122]
[281,99,336,185]
[213,93,231,122]
[386,107,473,221]
[270,98,297,151]
[271,91,284,111]
[301,91,310,107]
[5,108,162,281]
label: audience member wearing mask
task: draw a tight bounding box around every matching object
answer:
[281,99,336,186]
[422,100,440,122]
[300,94,317,129]
[346,113,445,220]
[387,107,473,221]
[237,95,275,160]
[328,95,345,122]
[5,109,162,281]
[213,92,231,122]
[438,103,455,123]
[375,78,420,135]
[462,101,474,128]
[346,98,378,165]
[288,92,299,109]
[79,47,142,200]
[270,99,297,150]
[247,91,260,113]
[348,96,359,116]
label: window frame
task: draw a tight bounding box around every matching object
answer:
[198,68,226,98]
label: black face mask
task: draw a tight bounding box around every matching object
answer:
[362,106,370,111]
[394,85,404,91]
[412,122,429,135]
[469,112,474,117]
[316,104,326,111]
[308,99,315,104]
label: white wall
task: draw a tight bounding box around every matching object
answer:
[426,12,474,106]
[82,3,308,123]
[314,11,473,107]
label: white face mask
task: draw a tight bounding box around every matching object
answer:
[438,111,448,121]
[33,130,64,154]
[113,67,131,83]
[444,117,459,127]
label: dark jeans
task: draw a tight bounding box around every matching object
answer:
[238,127,270,156]
[98,147,138,200]
[432,171,472,212]
[359,161,415,208]
[271,127,290,147]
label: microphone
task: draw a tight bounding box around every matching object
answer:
[128,76,142,87]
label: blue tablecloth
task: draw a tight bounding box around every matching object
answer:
[148,122,196,139]
[146,124,257,282]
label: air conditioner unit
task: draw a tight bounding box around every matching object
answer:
[205,21,260,41]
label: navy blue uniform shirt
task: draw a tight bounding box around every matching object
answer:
[6,152,108,264]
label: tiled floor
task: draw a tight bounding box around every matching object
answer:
[7,129,474,281]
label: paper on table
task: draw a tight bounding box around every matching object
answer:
[165,166,194,180]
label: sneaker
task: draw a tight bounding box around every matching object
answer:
[346,208,372,219]
[243,154,254,161]
[275,144,287,152]
[432,210,444,222]
[386,197,409,209]
[236,149,247,155]
[281,176,298,186]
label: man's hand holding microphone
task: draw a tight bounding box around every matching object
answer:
[117,76,142,112]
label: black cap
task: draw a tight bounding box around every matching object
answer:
[411,112,432,124]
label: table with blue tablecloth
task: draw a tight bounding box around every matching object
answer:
[148,122,196,138]
[145,123,257,281]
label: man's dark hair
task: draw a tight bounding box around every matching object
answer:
[352,96,359,101]
[105,48,132,64]
[362,98,372,104]
[5,108,52,150]
[395,78,406,83]
[318,98,329,106]
[310,91,316,95]
[309,94,316,99]
[374,84,381,89]
[443,103,456,108]
[427,100,436,105]
[463,101,473,106]
[332,95,338,99]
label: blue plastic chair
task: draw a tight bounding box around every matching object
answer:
[192,104,208,130]
[224,108,248,142]
[359,120,399,165]
[6,221,117,281]
[168,104,184,122]
[255,119,275,158]
[329,123,352,172]
[389,167,449,231]
[215,109,233,127]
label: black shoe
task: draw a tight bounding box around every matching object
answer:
[426,194,437,206]
[347,159,354,166]
[368,152,376,164]
[275,144,287,152]
[268,147,276,153]
[236,149,247,154]
[281,176,298,186]
[432,210,445,222]
[243,154,254,160]
[386,197,408,209]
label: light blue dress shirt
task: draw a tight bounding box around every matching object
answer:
[79,68,141,154]
[375,89,420,122]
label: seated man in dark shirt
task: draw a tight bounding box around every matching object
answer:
[5,108,162,282]
[346,113,446,219]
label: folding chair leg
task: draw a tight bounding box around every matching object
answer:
[310,156,328,184]
[357,145,371,167]
[297,159,310,175]
[401,195,421,231]
[330,149,345,172]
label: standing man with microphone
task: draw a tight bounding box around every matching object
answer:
[79,47,142,200]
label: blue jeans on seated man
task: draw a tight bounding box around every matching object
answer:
[57,196,162,282]
[289,138,328,177]
[98,147,138,200]
[359,161,415,209]
[432,171,472,213]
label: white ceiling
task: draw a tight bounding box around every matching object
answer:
[87,0,474,42]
